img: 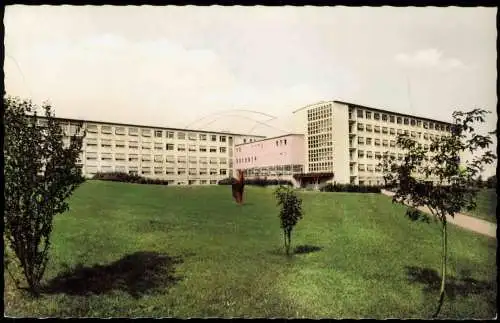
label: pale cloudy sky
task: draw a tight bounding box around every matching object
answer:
[4,6,497,175]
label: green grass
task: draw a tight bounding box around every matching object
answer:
[4,181,497,319]
[462,189,497,223]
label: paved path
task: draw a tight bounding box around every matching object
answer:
[381,189,497,239]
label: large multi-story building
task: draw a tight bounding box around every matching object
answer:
[43,117,264,185]
[293,100,455,186]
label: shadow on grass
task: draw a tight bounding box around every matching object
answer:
[293,245,323,254]
[42,251,187,299]
[268,245,323,256]
[405,266,495,300]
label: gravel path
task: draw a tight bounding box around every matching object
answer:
[381,189,497,239]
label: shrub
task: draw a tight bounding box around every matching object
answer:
[218,177,293,187]
[92,172,169,185]
[320,184,381,193]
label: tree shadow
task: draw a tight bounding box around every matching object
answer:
[42,251,188,299]
[405,266,495,300]
[293,245,323,254]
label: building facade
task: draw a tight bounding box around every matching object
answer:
[46,117,264,186]
[293,100,455,186]
[234,134,305,185]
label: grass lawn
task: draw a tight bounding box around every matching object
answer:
[4,181,497,318]
[462,189,497,223]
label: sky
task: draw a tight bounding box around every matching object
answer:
[4,6,497,176]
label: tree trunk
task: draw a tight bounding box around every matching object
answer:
[283,230,288,255]
[287,230,292,256]
[433,219,447,318]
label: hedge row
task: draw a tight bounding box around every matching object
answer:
[320,183,382,193]
[218,177,293,187]
[92,172,169,185]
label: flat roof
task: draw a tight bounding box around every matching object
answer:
[235,133,304,147]
[292,99,453,125]
[40,115,266,138]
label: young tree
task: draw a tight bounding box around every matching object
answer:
[4,96,86,296]
[274,185,304,255]
[379,109,496,318]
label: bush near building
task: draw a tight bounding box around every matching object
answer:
[217,177,293,187]
[92,172,169,185]
[320,183,382,193]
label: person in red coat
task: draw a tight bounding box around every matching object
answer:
[231,169,245,205]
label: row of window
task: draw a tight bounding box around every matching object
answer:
[350,107,451,131]
[307,105,333,122]
[309,161,333,172]
[354,124,447,140]
[85,153,229,164]
[85,140,230,153]
[86,125,233,142]
[239,164,304,173]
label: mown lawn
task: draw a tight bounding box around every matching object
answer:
[462,189,497,223]
[4,181,497,318]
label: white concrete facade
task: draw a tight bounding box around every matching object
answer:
[293,100,455,186]
[48,117,264,186]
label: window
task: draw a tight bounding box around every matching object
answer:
[403,118,409,125]
[199,168,207,175]
[154,155,163,163]
[357,123,364,131]
[211,135,217,141]
[199,157,207,164]
[86,152,97,160]
[210,180,217,185]
[220,169,227,176]
[423,122,429,129]
[199,134,207,141]
[382,114,388,122]
[86,138,98,147]
[129,127,139,136]
[166,131,175,139]
[366,151,373,159]
[154,142,163,150]
[101,126,112,134]
[177,157,186,164]
[220,136,226,143]
[389,128,395,135]
[366,137,372,145]
[209,146,217,153]
[358,137,364,144]
[129,154,139,162]
[404,130,409,135]
[389,115,395,123]
[210,168,217,175]
[382,127,388,134]
[154,167,163,174]
[429,123,434,130]
[358,150,365,158]
[374,126,380,133]
[87,124,98,133]
[189,145,196,152]
[177,144,185,152]
[220,158,227,164]
[189,157,197,164]
[115,127,125,135]
[129,167,139,175]
[166,155,175,163]
[284,139,287,145]
[166,167,175,175]
[177,132,186,140]
[178,168,186,175]
[115,153,126,161]
[424,133,429,139]
[155,130,163,137]
[382,139,388,147]
[189,168,197,175]
[210,158,218,165]
[141,129,152,137]
[397,129,403,135]
[141,167,151,175]
[357,110,364,118]
[358,164,365,171]
[390,140,396,147]
[188,133,197,141]
[115,140,125,148]
[397,117,402,124]
[166,143,174,150]
[366,124,372,132]
[276,140,279,146]
[417,120,422,127]
[101,139,112,148]
[411,131,417,138]
[142,141,151,150]
[220,147,226,153]
[374,113,380,120]
[365,111,371,119]
[199,146,207,152]
[410,119,416,126]
[374,139,381,146]
[141,154,151,162]
[101,153,112,161]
